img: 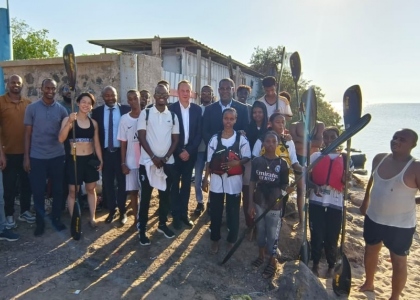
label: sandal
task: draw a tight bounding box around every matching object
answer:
[252,257,264,268]
[210,241,219,254]
[262,263,277,279]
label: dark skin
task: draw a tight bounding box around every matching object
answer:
[102,86,117,107]
[137,85,179,169]
[263,85,292,121]
[139,91,150,110]
[7,75,23,102]
[359,129,420,299]
[248,134,294,271]
[237,88,250,104]
[24,79,57,172]
[218,80,234,106]
[200,86,213,106]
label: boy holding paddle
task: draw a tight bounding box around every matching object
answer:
[360,129,420,300]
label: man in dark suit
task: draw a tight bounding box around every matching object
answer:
[169,80,202,229]
[202,78,250,146]
[91,86,130,225]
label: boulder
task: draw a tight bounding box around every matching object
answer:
[276,261,330,300]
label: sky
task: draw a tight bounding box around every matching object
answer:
[3,0,420,105]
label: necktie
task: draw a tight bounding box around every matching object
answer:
[108,107,114,151]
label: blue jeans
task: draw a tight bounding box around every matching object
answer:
[194,152,206,203]
[29,156,65,224]
[0,171,5,233]
[255,204,282,256]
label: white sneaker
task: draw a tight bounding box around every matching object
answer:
[18,211,36,223]
[5,216,17,229]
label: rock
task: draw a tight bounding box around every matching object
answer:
[275,261,330,300]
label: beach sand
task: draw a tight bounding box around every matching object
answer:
[317,175,420,299]
[1,175,419,299]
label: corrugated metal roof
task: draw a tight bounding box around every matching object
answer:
[88,36,264,78]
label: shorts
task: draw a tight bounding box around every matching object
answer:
[67,154,100,185]
[242,160,252,186]
[126,168,140,191]
[297,154,306,166]
[363,215,415,256]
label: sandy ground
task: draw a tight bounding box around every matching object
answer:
[1,177,420,300]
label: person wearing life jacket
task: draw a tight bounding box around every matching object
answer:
[308,126,346,278]
[202,108,251,255]
[252,113,304,222]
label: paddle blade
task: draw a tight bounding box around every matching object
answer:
[302,86,317,137]
[332,254,352,296]
[321,114,371,156]
[343,85,362,129]
[227,55,234,81]
[299,239,310,266]
[63,44,77,92]
[290,51,301,84]
[71,200,82,241]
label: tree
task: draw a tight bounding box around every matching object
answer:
[11,18,59,60]
[249,46,341,128]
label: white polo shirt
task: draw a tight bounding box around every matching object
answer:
[137,106,179,165]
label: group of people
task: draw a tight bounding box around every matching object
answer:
[0,73,419,299]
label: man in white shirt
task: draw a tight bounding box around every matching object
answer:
[257,76,293,120]
[169,80,202,230]
[137,84,179,245]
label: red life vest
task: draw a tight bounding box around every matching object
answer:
[312,155,344,192]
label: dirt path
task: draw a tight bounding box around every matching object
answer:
[2,180,420,299]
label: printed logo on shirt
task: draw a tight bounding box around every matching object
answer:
[275,165,280,173]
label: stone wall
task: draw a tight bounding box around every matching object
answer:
[0,53,163,106]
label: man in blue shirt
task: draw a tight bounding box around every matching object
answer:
[24,78,68,236]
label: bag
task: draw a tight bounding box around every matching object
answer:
[209,131,243,176]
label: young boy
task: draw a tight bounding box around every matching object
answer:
[248,131,294,278]
[117,90,142,225]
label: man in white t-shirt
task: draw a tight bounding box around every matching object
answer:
[136,84,180,246]
[117,90,142,226]
[257,76,293,120]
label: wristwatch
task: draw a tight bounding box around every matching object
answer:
[164,156,169,162]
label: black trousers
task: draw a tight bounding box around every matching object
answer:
[309,203,342,268]
[102,149,126,214]
[209,191,241,244]
[3,154,32,216]
[171,155,196,220]
[138,164,174,232]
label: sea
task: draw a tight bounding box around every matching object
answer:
[329,102,420,173]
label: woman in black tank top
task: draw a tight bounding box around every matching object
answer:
[59,92,103,229]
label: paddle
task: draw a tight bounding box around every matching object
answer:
[298,87,317,265]
[332,85,362,295]
[221,113,372,265]
[63,44,81,241]
[276,46,287,110]
[289,52,302,120]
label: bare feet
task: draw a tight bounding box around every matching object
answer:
[326,267,334,278]
[247,227,256,241]
[312,264,319,277]
[359,282,375,292]
[210,241,219,254]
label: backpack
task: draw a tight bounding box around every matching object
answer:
[209,131,243,176]
[145,108,175,125]
[259,135,292,167]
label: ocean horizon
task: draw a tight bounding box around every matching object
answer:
[329,102,420,172]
